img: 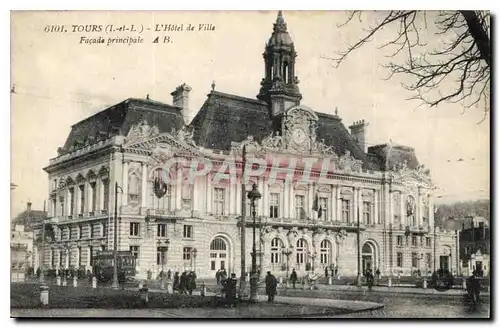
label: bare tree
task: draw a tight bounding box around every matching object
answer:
[326,11,490,119]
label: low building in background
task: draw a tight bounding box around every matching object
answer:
[12,202,48,271]
[441,215,490,277]
[11,224,33,282]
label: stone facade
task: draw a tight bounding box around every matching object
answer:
[38,11,458,280]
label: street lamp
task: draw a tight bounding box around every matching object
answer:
[191,248,198,273]
[247,183,261,303]
[282,247,292,283]
[309,251,317,272]
[157,238,170,288]
[111,182,123,290]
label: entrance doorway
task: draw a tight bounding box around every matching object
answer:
[209,237,228,271]
[361,242,375,274]
[439,256,449,271]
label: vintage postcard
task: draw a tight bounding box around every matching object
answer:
[10,10,490,319]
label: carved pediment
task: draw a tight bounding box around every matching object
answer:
[393,169,433,189]
[317,185,332,193]
[125,125,202,161]
[361,189,374,197]
[126,120,160,144]
[337,150,363,173]
[231,135,263,156]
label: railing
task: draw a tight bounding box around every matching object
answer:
[244,216,367,231]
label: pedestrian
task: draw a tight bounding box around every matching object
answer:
[173,272,180,293]
[265,271,278,302]
[187,271,197,295]
[223,273,238,307]
[334,265,338,278]
[216,269,221,285]
[375,268,381,279]
[167,269,172,280]
[366,269,374,291]
[467,271,481,305]
[290,269,298,289]
[180,271,188,294]
[118,270,126,290]
[324,266,329,278]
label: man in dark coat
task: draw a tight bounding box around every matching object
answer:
[366,269,374,291]
[265,271,278,302]
[173,272,180,293]
[223,273,238,306]
[187,271,197,295]
[215,269,221,285]
[179,271,188,294]
[290,269,298,289]
[467,271,481,304]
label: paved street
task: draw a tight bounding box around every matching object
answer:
[277,288,490,318]
[11,280,489,319]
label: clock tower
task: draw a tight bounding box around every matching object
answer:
[257,11,302,120]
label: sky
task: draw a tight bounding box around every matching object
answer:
[10,10,490,217]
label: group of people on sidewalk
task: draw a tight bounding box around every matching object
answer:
[172,271,197,295]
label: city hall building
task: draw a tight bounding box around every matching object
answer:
[39,12,458,280]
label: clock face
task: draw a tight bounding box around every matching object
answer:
[292,128,307,145]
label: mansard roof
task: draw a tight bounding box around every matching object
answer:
[189,90,380,170]
[60,98,185,155]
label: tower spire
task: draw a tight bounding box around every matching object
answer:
[257,11,302,112]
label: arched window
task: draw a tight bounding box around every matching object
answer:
[320,240,332,265]
[210,237,227,251]
[209,237,228,271]
[296,238,308,264]
[270,238,284,264]
[283,62,289,83]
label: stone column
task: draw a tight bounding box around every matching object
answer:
[283,183,289,219]
[388,190,393,225]
[258,178,265,216]
[262,181,269,217]
[374,190,379,224]
[416,188,421,227]
[141,163,148,208]
[336,186,341,222]
[428,194,434,230]
[75,185,81,216]
[353,187,359,224]
[98,180,105,213]
[122,161,129,206]
[235,180,241,215]
[206,174,212,214]
[85,181,92,214]
[400,192,405,226]
[330,185,335,221]
[308,184,314,219]
[176,166,182,211]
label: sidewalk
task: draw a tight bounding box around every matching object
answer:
[139,286,384,314]
[197,280,490,297]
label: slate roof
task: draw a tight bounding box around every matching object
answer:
[189,91,382,170]
[367,143,420,171]
[60,98,185,155]
[190,91,272,150]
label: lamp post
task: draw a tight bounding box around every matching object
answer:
[157,238,170,288]
[247,183,261,303]
[192,248,198,273]
[111,182,122,290]
[309,251,317,272]
[282,247,292,283]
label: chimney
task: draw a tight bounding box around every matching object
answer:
[349,119,369,152]
[27,202,32,211]
[171,83,192,123]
